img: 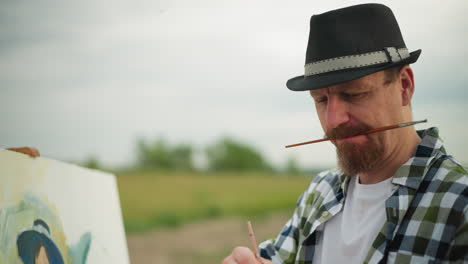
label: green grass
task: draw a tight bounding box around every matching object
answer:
[116,170,313,233]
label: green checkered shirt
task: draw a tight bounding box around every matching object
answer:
[259,127,467,263]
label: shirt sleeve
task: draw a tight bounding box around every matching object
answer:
[258,193,304,264]
[259,171,331,264]
[257,170,337,264]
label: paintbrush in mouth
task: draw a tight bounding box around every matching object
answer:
[285,119,427,148]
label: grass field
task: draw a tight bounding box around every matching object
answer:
[116,170,314,233]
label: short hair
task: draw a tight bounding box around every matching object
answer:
[383,65,405,84]
[383,64,413,108]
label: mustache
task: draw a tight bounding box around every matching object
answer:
[325,124,373,140]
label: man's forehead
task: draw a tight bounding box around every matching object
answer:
[309,72,384,96]
[309,83,369,96]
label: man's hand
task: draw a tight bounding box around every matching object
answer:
[6,147,40,158]
[222,247,272,264]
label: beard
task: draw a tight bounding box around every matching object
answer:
[326,123,385,175]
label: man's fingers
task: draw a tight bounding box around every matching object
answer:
[258,258,272,264]
[233,247,257,264]
[7,147,40,158]
[222,255,237,264]
[28,147,40,157]
[226,247,268,264]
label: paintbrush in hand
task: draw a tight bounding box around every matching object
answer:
[247,221,269,264]
[285,119,427,148]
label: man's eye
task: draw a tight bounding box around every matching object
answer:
[314,97,328,103]
[344,92,367,100]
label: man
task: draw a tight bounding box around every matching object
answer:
[223,3,467,264]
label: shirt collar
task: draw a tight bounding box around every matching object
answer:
[335,127,446,194]
[392,127,446,189]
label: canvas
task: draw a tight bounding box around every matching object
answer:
[0,150,130,264]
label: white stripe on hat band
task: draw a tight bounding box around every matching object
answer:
[304,47,410,76]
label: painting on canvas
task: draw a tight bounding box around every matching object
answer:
[0,150,130,264]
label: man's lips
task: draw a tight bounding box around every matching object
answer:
[334,134,369,145]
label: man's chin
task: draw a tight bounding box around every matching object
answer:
[335,139,383,175]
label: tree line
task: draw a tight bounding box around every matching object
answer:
[82,136,304,174]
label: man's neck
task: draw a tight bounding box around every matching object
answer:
[359,128,421,184]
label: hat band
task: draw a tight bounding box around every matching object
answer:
[304,47,410,77]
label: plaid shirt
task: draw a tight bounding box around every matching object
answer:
[259,127,467,263]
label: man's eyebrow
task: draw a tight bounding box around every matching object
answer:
[337,83,373,93]
[309,83,373,97]
[309,91,322,97]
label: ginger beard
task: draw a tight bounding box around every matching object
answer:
[326,124,385,175]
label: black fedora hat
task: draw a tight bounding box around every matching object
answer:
[287,3,421,91]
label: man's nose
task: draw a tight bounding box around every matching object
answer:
[326,96,350,129]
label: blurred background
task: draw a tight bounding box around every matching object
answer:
[1,0,467,263]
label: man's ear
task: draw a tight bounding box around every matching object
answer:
[400,65,415,106]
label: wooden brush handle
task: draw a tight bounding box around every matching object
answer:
[285,137,329,148]
[285,119,427,148]
[363,124,400,135]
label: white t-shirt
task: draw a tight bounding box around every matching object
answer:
[313,175,394,264]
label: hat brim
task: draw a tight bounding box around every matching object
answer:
[286,49,421,91]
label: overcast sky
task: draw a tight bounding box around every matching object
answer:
[1,0,467,169]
